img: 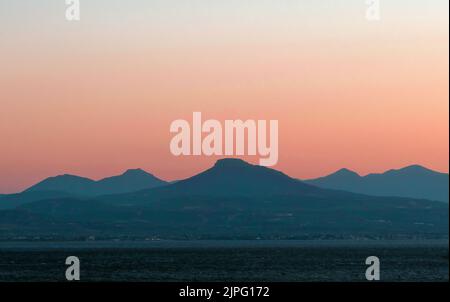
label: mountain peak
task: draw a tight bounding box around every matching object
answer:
[25,174,95,194]
[399,165,430,172]
[214,158,252,168]
[333,168,360,177]
[384,165,438,176]
[167,157,316,196]
[122,168,150,176]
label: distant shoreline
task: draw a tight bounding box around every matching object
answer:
[0,238,448,251]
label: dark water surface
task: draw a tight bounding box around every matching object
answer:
[0,240,448,282]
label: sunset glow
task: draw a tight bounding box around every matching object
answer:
[0,0,448,193]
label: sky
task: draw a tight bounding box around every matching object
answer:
[0,0,448,193]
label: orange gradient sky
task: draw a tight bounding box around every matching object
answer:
[0,0,448,193]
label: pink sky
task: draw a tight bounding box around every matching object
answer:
[0,1,448,193]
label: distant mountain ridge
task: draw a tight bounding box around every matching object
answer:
[99,158,343,207]
[24,168,168,196]
[166,158,317,196]
[304,165,449,203]
[0,159,447,239]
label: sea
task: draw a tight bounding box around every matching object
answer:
[0,240,448,282]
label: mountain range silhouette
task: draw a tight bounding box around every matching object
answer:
[304,165,448,202]
[0,159,448,239]
[25,168,168,196]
